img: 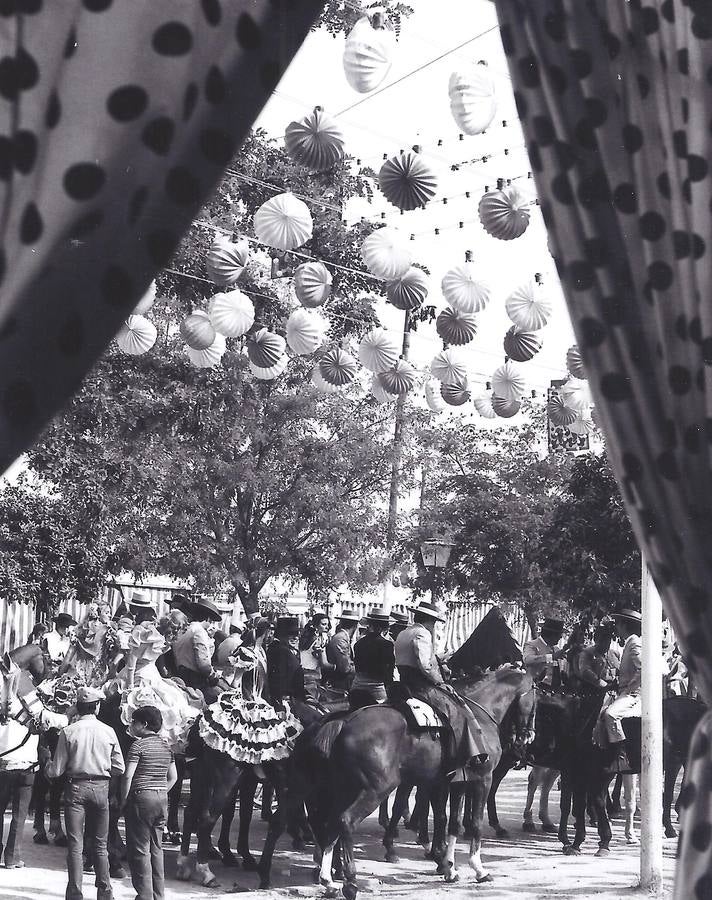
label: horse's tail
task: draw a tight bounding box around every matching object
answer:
[312,718,346,759]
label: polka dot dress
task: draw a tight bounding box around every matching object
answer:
[0,0,322,470]
[492,2,712,895]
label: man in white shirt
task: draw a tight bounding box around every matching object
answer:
[523,617,566,688]
[43,613,77,674]
[599,609,642,771]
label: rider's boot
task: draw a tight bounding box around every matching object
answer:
[605,740,631,774]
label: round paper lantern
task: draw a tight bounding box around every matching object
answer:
[247,328,286,368]
[358,327,400,373]
[386,267,428,310]
[371,376,397,404]
[479,183,530,241]
[187,333,226,369]
[491,361,526,401]
[567,414,595,436]
[503,326,542,362]
[492,395,521,418]
[474,394,497,419]
[441,379,470,407]
[286,308,326,355]
[319,346,357,386]
[254,192,313,251]
[441,262,491,314]
[547,394,578,427]
[505,278,553,331]
[181,311,216,351]
[133,280,156,315]
[566,344,586,379]
[208,289,255,338]
[206,234,249,286]
[311,367,341,393]
[284,106,345,172]
[591,406,602,430]
[378,149,437,211]
[361,228,411,281]
[431,348,468,385]
[425,380,446,413]
[343,14,394,93]
[436,307,477,346]
[560,377,592,412]
[378,359,416,396]
[448,63,496,136]
[250,355,288,381]
[293,261,332,308]
[116,316,157,355]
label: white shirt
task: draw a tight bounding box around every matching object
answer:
[0,719,38,771]
[44,630,71,663]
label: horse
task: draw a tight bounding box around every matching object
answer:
[8,645,46,685]
[289,667,535,899]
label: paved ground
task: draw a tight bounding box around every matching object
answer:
[1,770,678,900]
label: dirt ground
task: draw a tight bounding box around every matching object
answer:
[0,769,677,900]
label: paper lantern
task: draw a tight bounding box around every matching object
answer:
[567,414,595,436]
[436,307,477,346]
[506,278,553,331]
[247,328,286,368]
[474,394,497,419]
[566,344,586,379]
[311,367,341,393]
[491,361,526,401]
[206,234,249,286]
[187,333,226,369]
[492,395,521,418]
[358,327,400,373]
[208,289,255,338]
[254,192,313,251]
[503,326,542,362]
[361,228,411,281]
[378,149,437,211]
[180,311,216,351]
[378,359,416,395]
[431,348,468,385]
[343,14,394,93]
[547,393,578,427]
[250,355,288,380]
[133,280,156,315]
[425,380,446,413]
[560,377,592,412]
[448,63,496,136]
[441,379,470,406]
[386,267,428,310]
[441,262,491,314]
[591,406,602,430]
[286,308,326,355]
[371,376,397,404]
[319,346,357,386]
[116,315,157,355]
[284,106,345,172]
[479,183,530,241]
[293,261,332,308]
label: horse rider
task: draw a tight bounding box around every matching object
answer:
[43,613,77,675]
[324,609,361,692]
[389,610,410,642]
[349,606,395,710]
[266,616,305,709]
[570,622,616,697]
[214,620,246,680]
[523,617,567,690]
[172,598,223,703]
[299,612,332,700]
[598,609,642,772]
[394,601,488,775]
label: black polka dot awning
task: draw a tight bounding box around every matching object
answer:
[0,0,323,470]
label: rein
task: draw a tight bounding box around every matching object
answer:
[462,695,500,730]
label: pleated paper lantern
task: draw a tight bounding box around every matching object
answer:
[319,346,357,386]
[378,359,416,396]
[187,333,226,369]
[378,149,437,211]
[567,414,595,436]
[311,367,341,393]
[358,327,400,373]
[343,14,394,93]
[503,326,542,362]
[591,406,601,430]
[425,380,446,413]
[436,307,477,346]
[371,376,397,404]
[474,394,497,419]
[247,328,286,368]
[505,278,553,331]
[180,311,216,351]
[254,192,313,251]
[250,355,288,381]
[286,308,326,355]
[293,261,332,308]
[206,234,250,286]
[116,315,157,356]
[284,106,345,172]
[492,395,521,418]
[133,280,156,315]
[361,228,411,281]
[566,344,586,379]
[441,261,491,314]
[208,289,255,338]
[431,348,468,385]
[386,267,428,310]
[448,63,497,136]
[560,377,592,412]
[491,361,526,401]
[547,393,578,427]
[441,379,470,407]
[479,182,530,241]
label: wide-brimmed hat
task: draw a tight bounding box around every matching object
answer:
[129,592,153,609]
[540,617,565,635]
[613,608,642,624]
[338,608,361,623]
[413,601,447,623]
[169,593,192,613]
[191,598,222,622]
[77,685,103,704]
[54,613,77,628]
[275,616,300,638]
[365,605,391,626]
[390,610,410,626]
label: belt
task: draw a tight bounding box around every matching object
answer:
[67,775,110,782]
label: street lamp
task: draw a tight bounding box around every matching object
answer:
[420,538,455,570]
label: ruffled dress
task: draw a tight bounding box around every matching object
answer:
[199,644,303,765]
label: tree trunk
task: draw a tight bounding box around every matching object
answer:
[523,602,539,638]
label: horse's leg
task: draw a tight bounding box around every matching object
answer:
[415,785,431,849]
[378,796,390,831]
[571,774,588,853]
[235,769,259,868]
[539,767,559,832]
[177,791,195,879]
[49,776,66,844]
[486,756,511,838]
[165,756,185,843]
[610,772,623,816]
[429,783,448,870]
[467,771,494,884]
[107,775,126,878]
[216,780,240,866]
[593,774,613,857]
[558,772,572,848]
[31,771,48,842]
[523,766,543,832]
[258,764,288,889]
[261,780,274,821]
[338,787,383,900]
[663,759,681,838]
[383,783,410,863]
[624,774,638,844]
[443,782,466,883]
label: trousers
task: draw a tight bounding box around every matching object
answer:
[176,667,219,704]
[0,768,33,865]
[601,693,641,743]
[349,684,387,710]
[64,779,112,900]
[125,789,167,900]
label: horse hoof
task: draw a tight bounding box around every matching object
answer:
[241,854,259,872]
[494,828,508,839]
[170,831,182,845]
[384,852,400,864]
[312,868,321,885]
[208,845,222,861]
[625,835,639,846]
[221,850,240,867]
[342,882,358,900]
[541,823,558,834]
[477,874,494,883]
[292,838,307,852]
[33,832,48,845]
[444,872,460,884]
[665,827,677,839]
[562,846,580,856]
[522,822,537,833]
[595,847,610,857]
[110,865,126,879]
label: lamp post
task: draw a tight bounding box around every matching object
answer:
[420,538,455,605]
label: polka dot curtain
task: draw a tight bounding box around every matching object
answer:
[0,0,322,471]
[492,2,712,894]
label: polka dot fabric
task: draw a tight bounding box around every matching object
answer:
[0,0,322,468]
[492,2,712,894]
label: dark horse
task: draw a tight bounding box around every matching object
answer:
[288,667,535,899]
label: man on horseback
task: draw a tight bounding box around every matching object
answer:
[266,617,305,707]
[523,617,567,690]
[394,601,489,775]
[597,609,642,772]
[43,613,77,676]
[172,598,223,703]
[349,606,394,709]
[570,622,616,697]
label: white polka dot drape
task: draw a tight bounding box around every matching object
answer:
[492,2,712,894]
[0,0,323,471]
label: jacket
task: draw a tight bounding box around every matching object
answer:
[325,629,355,689]
[618,634,642,696]
[266,639,305,702]
[353,632,395,686]
[394,623,442,685]
[173,622,215,677]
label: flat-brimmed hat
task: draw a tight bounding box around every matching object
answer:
[169,593,192,613]
[191,598,222,622]
[129,592,153,609]
[413,601,447,623]
[54,613,77,628]
[540,617,565,634]
[77,685,103,704]
[390,610,410,626]
[275,616,300,638]
[338,609,361,623]
[613,608,642,624]
[365,605,391,626]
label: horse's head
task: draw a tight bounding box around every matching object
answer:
[509,670,537,753]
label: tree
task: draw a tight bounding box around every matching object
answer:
[317,0,414,38]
